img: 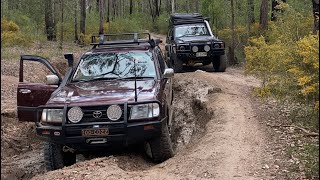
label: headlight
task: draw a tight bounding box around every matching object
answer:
[204,45,210,52]
[179,45,185,50]
[68,107,83,123]
[107,105,122,121]
[192,46,199,52]
[129,103,160,120]
[41,109,64,123]
[214,44,220,48]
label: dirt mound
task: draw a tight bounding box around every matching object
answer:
[171,74,217,152]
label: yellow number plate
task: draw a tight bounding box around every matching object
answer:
[81,129,109,136]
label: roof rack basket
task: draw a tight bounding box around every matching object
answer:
[169,13,209,25]
[90,32,161,49]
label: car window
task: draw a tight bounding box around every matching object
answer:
[73,51,156,81]
[175,23,209,38]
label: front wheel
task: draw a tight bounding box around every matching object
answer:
[171,54,183,73]
[146,123,174,163]
[44,142,76,171]
[213,55,227,72]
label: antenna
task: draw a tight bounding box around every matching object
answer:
[134,57,138,102]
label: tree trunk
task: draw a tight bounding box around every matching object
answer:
[166,0,170,14]
[260,0,269,31]
[96,0,100,11]
[74,1,79,42]
[149,0,155,22]
[107,0,110,22]
[155,0,160,17]
[130,0,133,14]
[185,0,189,13]
[80,0,86,35]
[247,0,255,32]
[99,0,104,34]
[172,0,175,14]
[312,0,319,34]
[195,1,199,13]
[113,0,116,20]
[59,0,64,49]
[229,0,236,65]
[44,0,56,41]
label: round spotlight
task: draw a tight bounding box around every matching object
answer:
[179,46,185,50]
[68,107,83,123]
[214,44,220,48]
[192,46,199,52]
[107,105,122,121]
[204,45,210,52]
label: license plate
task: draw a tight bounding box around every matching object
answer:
[196,52,207,57]
[81,128,109,136]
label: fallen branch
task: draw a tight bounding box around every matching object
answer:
[266,123,319,137]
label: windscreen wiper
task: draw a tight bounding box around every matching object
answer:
[118,76,155,80]
[72,77,119,83]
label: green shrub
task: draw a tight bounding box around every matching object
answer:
[244,2,319,124]
[1,18,28,46]
[1,18,20,32]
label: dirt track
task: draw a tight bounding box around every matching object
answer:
[22,67,273,180]
[2,60,307,179]
[1,34,302,179]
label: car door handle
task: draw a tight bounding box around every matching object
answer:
[19,89,31,94]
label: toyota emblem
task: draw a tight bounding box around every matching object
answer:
[93,111,102,118]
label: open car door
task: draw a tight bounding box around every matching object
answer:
[17,55,62,122]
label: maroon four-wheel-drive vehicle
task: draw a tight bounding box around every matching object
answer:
[17,33,175,170]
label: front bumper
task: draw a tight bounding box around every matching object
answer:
[36,118,166,151]
[36,101,165,152]
[174,43,225,62]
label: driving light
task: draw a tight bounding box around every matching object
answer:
[204,45,210,52]
[41,109,64,123]
[130,103,160,120]
[192,46,199,52]
[68,107,83,123]
[107,105,122,121]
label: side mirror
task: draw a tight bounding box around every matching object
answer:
[168,36,174,41]
[163,68,174,78]
[64,53,74,67]
[46,75,59,85]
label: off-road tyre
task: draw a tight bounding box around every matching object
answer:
[44,142,76,171]
[171,54,183,73]
[147,123,174,163]
[213,55,227,72]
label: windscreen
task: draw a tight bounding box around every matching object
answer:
[72,51,156,81]
[175,23,210,38]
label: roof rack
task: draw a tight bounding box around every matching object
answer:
[169,13,209,25]
[90,32,162,49]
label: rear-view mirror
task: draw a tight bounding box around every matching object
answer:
[163,68,174,78]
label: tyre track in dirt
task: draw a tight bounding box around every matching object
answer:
[1,35,275,180]
[31,67,273,180]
